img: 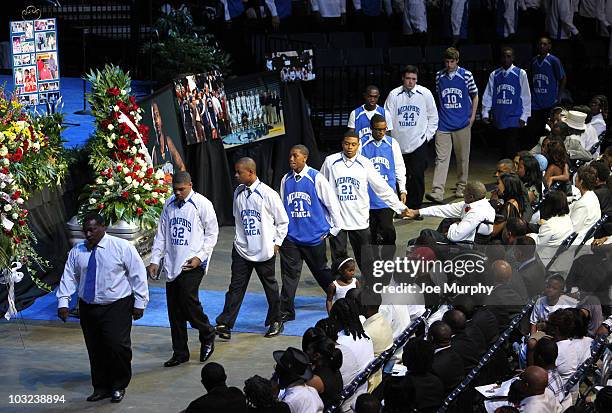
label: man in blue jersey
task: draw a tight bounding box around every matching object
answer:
[361,114,407,265]
[279,145,343,323]
[347,85,393,141]
[427,47,479,203]
[482,47,531,158]
[528,37,566,146]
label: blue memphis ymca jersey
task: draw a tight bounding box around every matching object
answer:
[353,105,387,141]
[283,168,330,246]
[492,67,523,129]
[531,54,565,111]
[436,67,478,132]
[361,136,396,210]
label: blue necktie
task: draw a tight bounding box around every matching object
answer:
[82,247,97,304]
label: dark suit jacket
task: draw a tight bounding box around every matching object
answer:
[185,385,247,413]
[450,331,484,374]
[432,347,464,393]
[470,307,500,344]
[517,256,547,298]
[485,283,525,331]
[405,373,445,413]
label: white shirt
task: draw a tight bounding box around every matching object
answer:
[570,190,601,243]
[279,164,344,238]
[519,388,562,413]
[402,0,428,35]
[529,214,574,246]
[281,384,324,413]
[589,113,607,137]
[57,234,149,309]
[544,0,579,39]
[384,84,439,154]
[529,295,578,324]
[419,198,496,242]
[578,0,608,28]
[336,338,366,413]
[482,64,532,123]
[310,0,346,17]
[150,190,219,281]
[448,0,470,37]
[233,179,289,262]
[556,339,580,384]
[320,152,407,230]
[360,135,408,193]
[499,0,519,38]
[576,124,600,156]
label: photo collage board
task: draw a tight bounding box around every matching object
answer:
[10,18,60,107]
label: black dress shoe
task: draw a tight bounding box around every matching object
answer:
[215,324,231,340]
[264,321,284,338]
[86,392,111,402]
[200,341,215,362]
[163,356,188,367]
[110,389,125,403]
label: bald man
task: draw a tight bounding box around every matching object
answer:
[215,158,289,340]
[486,260,526,330]
[428,321,464,393]
[442,309,484,374]
[517,366,561,412]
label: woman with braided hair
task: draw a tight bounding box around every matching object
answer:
[244,375,289,413]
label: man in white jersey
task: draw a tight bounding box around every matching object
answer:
[384,65,439,210]
[321,131,411,283]
[148,171,219,367]
[216,158,289,340]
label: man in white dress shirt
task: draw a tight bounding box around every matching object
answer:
[384,65,438,209]
[216,158,289,340]
[516,366,563,413]
[321,132,410,281]
[404,181,496,243]
[57,212,149,403]
[148,171,219,368]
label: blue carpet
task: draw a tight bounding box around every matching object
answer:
[0,74,150,148]
[11,288,327,337]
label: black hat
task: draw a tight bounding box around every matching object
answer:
[273,347,313,381]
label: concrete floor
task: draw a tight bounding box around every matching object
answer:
[0,153,497,412]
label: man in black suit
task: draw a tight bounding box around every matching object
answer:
[513,236,546,298]
[184,363,247,413]
[442,310,484,375]
[453,295,500,345]
[428,321,464,393]
[402,339,445,412]
[485,260,525,330]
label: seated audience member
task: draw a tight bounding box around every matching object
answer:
[301,328,343,410]
[360,291,393,392]
[567,308,594,364]
[329,299,374,412]
[566,109,599,156]
[544,310,581,387]
[570,165,601,244]
[515,366,562,412]
[442,309,485,374]
[589,95,608,138]
[401,339,445,412]
[517,152,544,205]
[503,217,529,245]
[382,376,416,413]
[185,362,247,413]
[528,190,574,247]
[486,260,527,330]
[512,236,547,298]
[428,321,464,393]
[405,181,496,243]
[496,158,516,178]
[244,375,291,413]
[453,295,500,345]
[530,275,578,334]
[354,393,381,413]
[595,386,612,412]
[543,140,571,191]
[590,160,612,237]
[273,347,324,413]
[533,337,571,410]
[492,173,531,238]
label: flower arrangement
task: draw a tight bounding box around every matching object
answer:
[0,89,68,290]
[78,65,168,229]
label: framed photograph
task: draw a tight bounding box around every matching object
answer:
[265,49,315,82]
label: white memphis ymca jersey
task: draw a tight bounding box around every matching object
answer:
[320,152,407,230]
[233,179,289,262]
[150,190,219,281]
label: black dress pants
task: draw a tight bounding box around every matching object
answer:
[330,228,374,284]
[216,247,280,328]
[280,238,333,320]
[79,295,134,393]
[166,267,215,360]
[403,141,429,209]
